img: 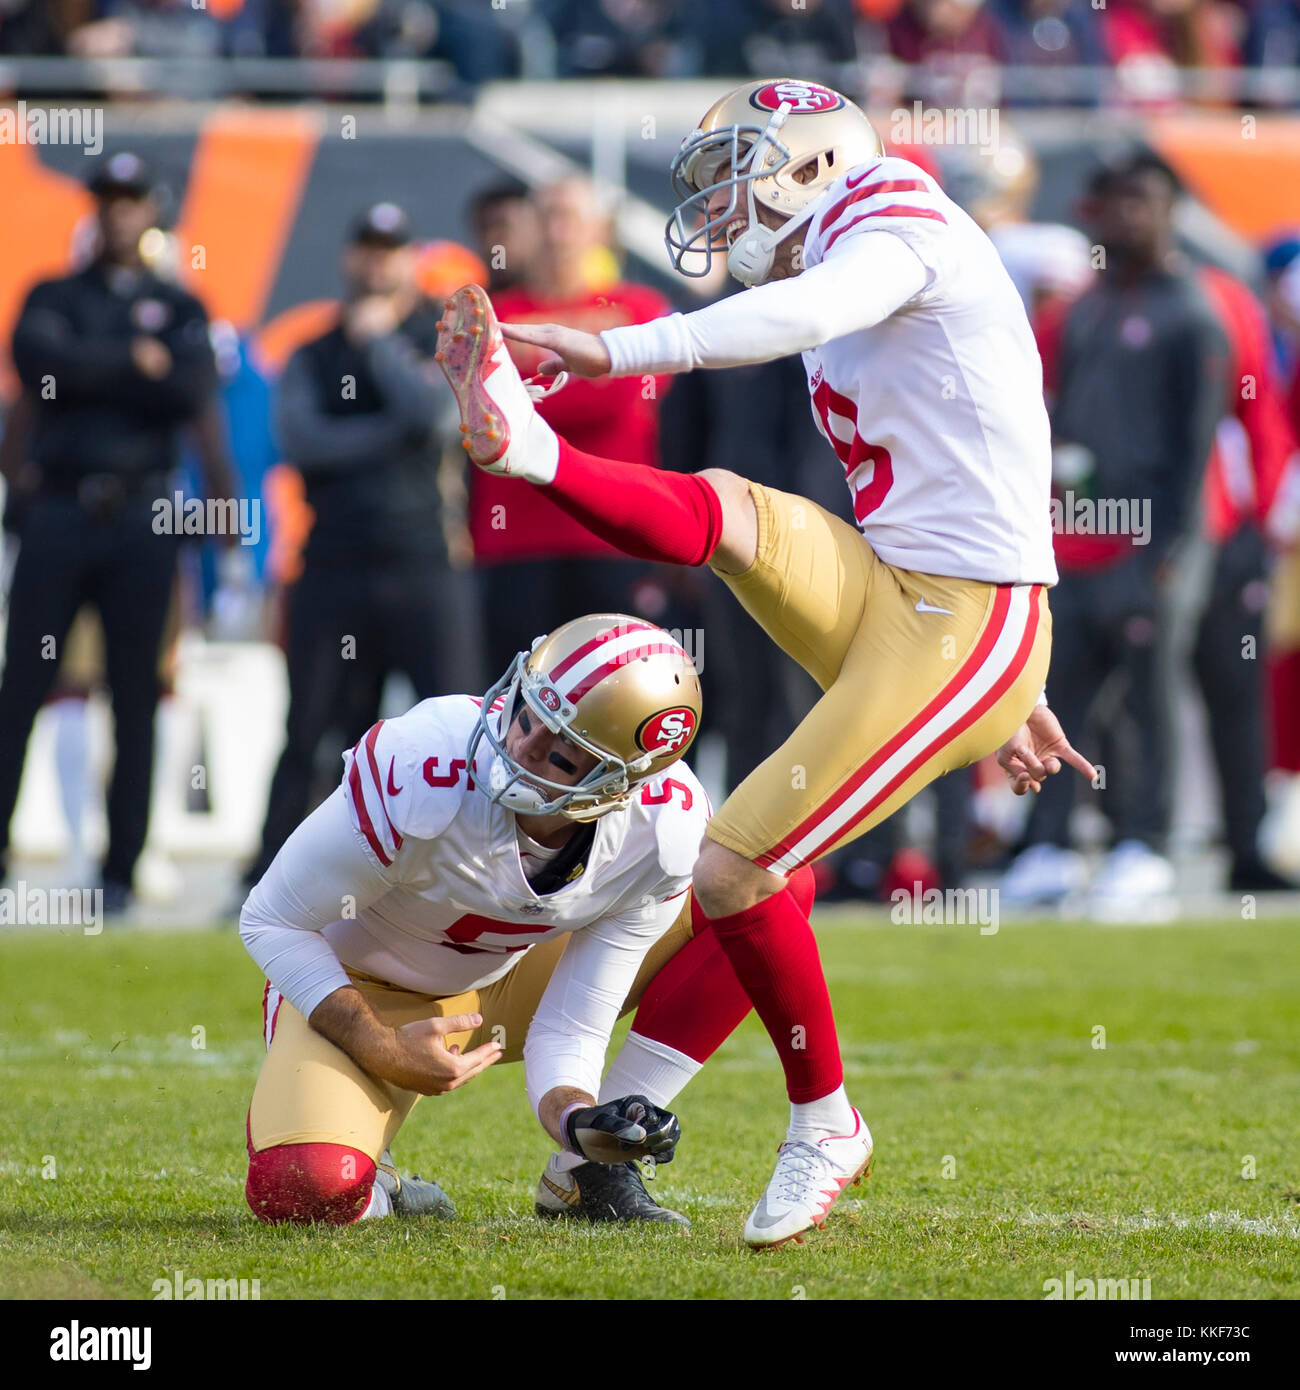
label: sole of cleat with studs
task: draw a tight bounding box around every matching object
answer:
[435,285,508,467]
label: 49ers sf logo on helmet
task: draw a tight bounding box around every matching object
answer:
[537,686,562,712]
[751,80,843,115]
[637,706,698,755]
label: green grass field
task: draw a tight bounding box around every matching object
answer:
[2,915,1297,1300]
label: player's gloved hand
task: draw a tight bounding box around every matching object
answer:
[564,1095,681,1165]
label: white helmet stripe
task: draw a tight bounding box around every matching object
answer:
[550,627,686,704]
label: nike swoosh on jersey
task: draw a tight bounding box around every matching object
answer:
[844,163,884,190]
[915,598,954,615]
[387,758,404,797]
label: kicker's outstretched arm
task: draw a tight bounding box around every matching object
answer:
[502,232,928,379]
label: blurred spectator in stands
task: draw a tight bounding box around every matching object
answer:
[333,0,520,81]
[428,0,520,82]
[243,202,479,887]
[1001,149,1228,915]
[989,0,1107,103]
[1097,0,1241,106]
[0,152,217,913]
[1242,1,1300,105]
[542,0,694,77]
[695,0,860,78]
[469,178,540,295]
[347,0,439,57]
[469,176,673,675]
[66,0,222,60]
[0,0,89,54]
[218,0,301,59]
[888,0,1008,104]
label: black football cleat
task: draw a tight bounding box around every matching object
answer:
[1228,856,1297,893]
[534,1154,690,1228]
[375,1148,456,1218]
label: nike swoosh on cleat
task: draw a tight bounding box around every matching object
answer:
[541,1173,581,1206]
[750,1207,788,1230]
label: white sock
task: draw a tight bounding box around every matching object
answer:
[552,1149,586,1174]
[598,1031,702,1110]
[787,1084,856,1142]
[357,1181,391,1220]
[521,415,559,486]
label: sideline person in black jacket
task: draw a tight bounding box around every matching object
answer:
[0,152,216,912]
[242,203,482,887]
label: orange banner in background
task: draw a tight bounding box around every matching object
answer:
[1150,114,1300,241]
[0,140,94,396]
[175,108,321,332]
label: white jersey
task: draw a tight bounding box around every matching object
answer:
[330,694,706,996]
[602,155,1058,586]
[797,158,1057,585]
[240,695,708,1108]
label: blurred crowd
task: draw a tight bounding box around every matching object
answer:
[3,0,1300,105]
[0,125,1298,918]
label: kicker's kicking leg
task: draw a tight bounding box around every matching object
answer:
[436,283,757,572]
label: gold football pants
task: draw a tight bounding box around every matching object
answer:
[705,482,1052,873]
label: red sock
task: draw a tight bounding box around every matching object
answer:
[543,438,723,566]
[704,870,842,1103]
[632,866,816,1064]
[632,901,751,1062]
[1269,650,1300,772]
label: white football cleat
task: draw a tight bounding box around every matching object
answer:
[744,1110,873,1249]
[1260,772,1300,880]
[1088,839,1177,923]
[1000,842,1087,906]
[434,283,561,482]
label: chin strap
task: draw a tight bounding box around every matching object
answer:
[727,166,819,286]
[726,102,807,287]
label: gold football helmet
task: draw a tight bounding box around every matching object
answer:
[467,613,702,821]
[666,78,884,286]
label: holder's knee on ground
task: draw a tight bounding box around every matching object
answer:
[246,1141,375,1225]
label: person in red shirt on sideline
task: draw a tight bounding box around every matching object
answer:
[1259,242,1300,875]
[468,177,673,675]
[1029,234,1296,892]
[1193,264,1299,889]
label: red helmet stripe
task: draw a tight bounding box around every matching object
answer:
[546,620,659,684]
[563,642,683,704]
